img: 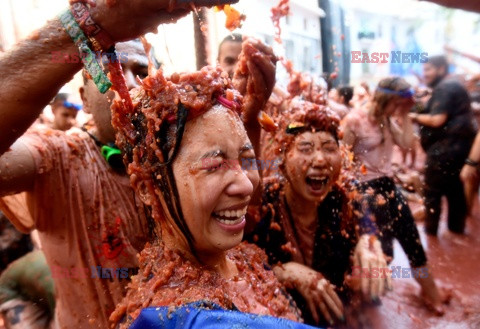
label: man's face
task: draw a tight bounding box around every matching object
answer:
[80,41,149,143]
[423,63,444,88]
[218,41,242,78]
[52,105,78,131]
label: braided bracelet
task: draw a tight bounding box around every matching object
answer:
[465,158,480,169]
[70,2,114,52]
[58,9,112,93]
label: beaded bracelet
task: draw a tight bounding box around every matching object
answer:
[58,9,112,93]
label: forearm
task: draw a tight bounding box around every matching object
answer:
[468,132,480,162]
[414,114,433,126]
[0,16,82,154]
[272,263,289,284]
[243,119,263,207]
[411,113,447,128]
[244,121,261,162]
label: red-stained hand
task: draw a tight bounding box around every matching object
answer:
[232,37,277,124]
[350,234,392,301]
[89,0,238,42]
[274,262,344,325]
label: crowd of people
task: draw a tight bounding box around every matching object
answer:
[0,0,478,328]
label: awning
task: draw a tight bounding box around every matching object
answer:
[421,0,480,13]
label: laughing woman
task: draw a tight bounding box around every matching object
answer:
[108,42,317,327]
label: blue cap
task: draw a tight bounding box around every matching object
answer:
[63,101,82,111]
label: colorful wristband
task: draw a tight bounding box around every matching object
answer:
[58,9,112,93]
[70,2,114,51]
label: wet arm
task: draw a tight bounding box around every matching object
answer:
[460,132,480,183]
[409,112,447,128]
[0,19,81,155]
[466,131,480,162]
[273,262,345,324]
[0,0,238,155]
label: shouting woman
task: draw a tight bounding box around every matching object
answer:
[247,98,392,327]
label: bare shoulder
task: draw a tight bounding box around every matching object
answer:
[342,108,364,129]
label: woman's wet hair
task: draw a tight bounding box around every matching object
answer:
[372,77,411,119]
[273,99,340,156]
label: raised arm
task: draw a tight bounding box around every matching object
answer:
[0,19,81,154]
[0,0,237,155]
[389,112,415,150]
[232,37,277,157]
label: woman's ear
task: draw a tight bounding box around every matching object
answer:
[278,153,286,175]
[135,179,153,206]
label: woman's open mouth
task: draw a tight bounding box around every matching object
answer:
[213,206,247,225]
[212,206,248,232]
[305,175,330,193]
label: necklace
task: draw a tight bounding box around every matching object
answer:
[81,125,125,172]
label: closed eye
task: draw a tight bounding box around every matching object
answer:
[298,145,313,153]
[323,142,339,152]
[202,158,224,172]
